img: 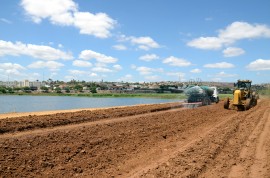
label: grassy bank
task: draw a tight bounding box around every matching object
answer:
[1,92,235,100]
[1,92,186,99]
[218,94,233,100]
[91,93,186,99]
[218,90,270,100]
[258,89,270,98]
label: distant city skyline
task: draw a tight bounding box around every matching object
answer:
[0,79,43,88]
[0,0,270,84]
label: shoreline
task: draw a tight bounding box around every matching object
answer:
[0,101,181,119]
[0,93,185,99]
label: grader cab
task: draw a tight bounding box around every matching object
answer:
[224,80,258,111]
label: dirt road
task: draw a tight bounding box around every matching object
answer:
[0,99,269,177]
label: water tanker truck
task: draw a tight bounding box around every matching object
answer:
[184,85,219,107]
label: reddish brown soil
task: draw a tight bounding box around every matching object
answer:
[0,99,269,177]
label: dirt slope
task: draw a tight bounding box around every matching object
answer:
[0,99,269,177]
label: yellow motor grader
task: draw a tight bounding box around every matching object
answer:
[224,80,259,111]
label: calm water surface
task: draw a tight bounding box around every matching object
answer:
[0,95,181,113]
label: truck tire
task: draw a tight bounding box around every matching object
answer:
[208,98,211,105]
[216,96,219,104]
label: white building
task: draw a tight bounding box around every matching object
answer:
[0,80,44,88]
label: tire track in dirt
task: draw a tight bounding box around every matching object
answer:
[137,110,243,178]
[250,108,270,178]
[0,102,183,134]
[0,102,231,177]
[228,101,270,178]
[199,99,269,178]
[137,99,269,178]
[0,100,269,177]
[124,112,239,178]
[0,107,186,139]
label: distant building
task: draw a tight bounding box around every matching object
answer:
[0,80,44,88]
[0,81,18,87]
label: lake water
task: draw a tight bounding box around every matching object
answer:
[0,95,181,114]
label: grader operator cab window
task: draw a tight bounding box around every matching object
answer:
[237,82,251,89]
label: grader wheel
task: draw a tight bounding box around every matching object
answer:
[224,98,230,109]
[237,105,246,111]
[253,98,257,106]
[245,98,251,110]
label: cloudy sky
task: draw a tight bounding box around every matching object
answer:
[0,0,270,84]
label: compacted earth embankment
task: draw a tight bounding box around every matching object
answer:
[0,99,269,177]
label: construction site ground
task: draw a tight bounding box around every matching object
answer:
[0,99,270,177]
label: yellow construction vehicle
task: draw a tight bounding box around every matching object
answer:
[224,80,259,111]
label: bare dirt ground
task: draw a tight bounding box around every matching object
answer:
[0,99,269,177]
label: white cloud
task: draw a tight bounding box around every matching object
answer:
[113,44,127,50]
[58,44,63,48]
[190,68,202,73]
[207,71,238,82]
[163,56,192,67]
[139,54,159,62]
[73,12,115,38]
[69,69,87,75]
[246,59,270,71]
[0,40,73,60]
[72,60,92,67]
[187,37,224,50]
[215,71,238,77]
[0,63,26,76]
[0,63,25,71]
[211,78,222,82]
[187,21,270,50]
[28,61,64,71]
[166,72,185,81]
[92,67,114,73]
[118,74,133,82]
[145,75,160,81]
[79,50,117,63]
[27,44,73,60]
[0,18,12,24]
[113,64,122,71]
[219,21,270,41]
[130,64,137,69]
[119,35,161,51]
[204,62,235,68]
[205,17,213,21]
[21,0,76,24]
[32,73,40,77]
[117,34,129,42]
[179,32,192,37]
[94,62,108,68]
[20,0,116,38]
[223,47,245,57]
[166,72,185,76]
[49,72,58,78]
[27,72,41,81]
[0,40,25,57]
[65,75,77,81]
[90,73,98,77]
[66,70,98,80]
[136,66,163,75]
[130,36,160,50]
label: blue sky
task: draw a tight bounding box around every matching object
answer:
[0,0,270,84]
